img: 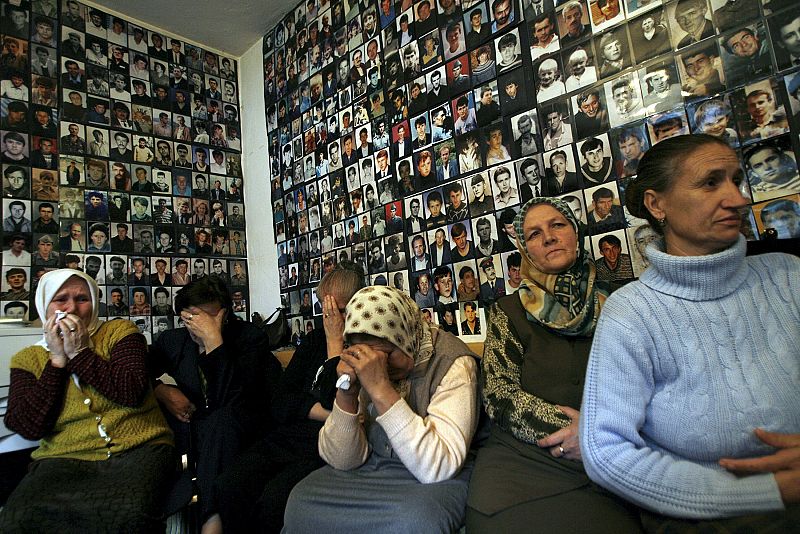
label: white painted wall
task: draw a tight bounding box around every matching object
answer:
[240,39,281,317]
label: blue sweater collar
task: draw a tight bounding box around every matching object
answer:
[639,235,748,301]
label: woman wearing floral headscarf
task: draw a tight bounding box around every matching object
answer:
[1,269,173,532]
[283,286,480,533]
[466,198,643,532]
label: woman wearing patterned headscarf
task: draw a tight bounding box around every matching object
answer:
[283,286,480,533]
[466,197,643,531]
[1,269,173,532]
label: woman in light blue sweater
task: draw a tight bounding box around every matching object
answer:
[581,134,800,530]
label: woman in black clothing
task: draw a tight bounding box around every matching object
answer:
[214,261,366,533]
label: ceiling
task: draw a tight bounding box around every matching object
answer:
[92,0,288,57]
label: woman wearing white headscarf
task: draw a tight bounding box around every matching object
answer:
[1,269,173,532]
[283,286,480,533]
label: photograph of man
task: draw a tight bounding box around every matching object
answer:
[511,111,539,159]
[470,44,496,85]
[3,165,28,198]
[559,1,591,46]
[737,84,790,142]
[447,56,471,95]
[367,239,387,273]
[2,234,30,266]
[561,46,596,93]
[607,74,645,127]
[59,221,84,251]
[128,286,151,316]
[401,41,421,79]
[595,28,630,79]
[1,267,30,300]
[757,197,800,239]
[473,216,501,258]
[678,42,725,99]
[32,235,58,267]
[464,4,491,50]
[478,255,505,306]
[608,125,647,178]
[423,189,446,228]
[491,165,519,209]
[625,223,658,276]
[530,12,560,62]
[460,301,481,335]
[414,271,437,308]
[405,233,429,272]
[593,232,633,281]
[404,195,426,233]
[630,11,673,60]
[688,97,740,147]
[578,136,615,185]
[721,24,773,88]
[445,181,469,222]
[586,184,626,235]
[542,147,581,195]
[453,94,478,135]
[2,131,29,165]
[648,110,690,142]
[433,265,457,310]
[536,57,566,103]
[787,73,800,125]
[640,64,683,115]
[542,102,573,150]
[3,199,31,233]
[770,9,800,72]
[3,300,28,319]
[450,221,475,260]
[455,263,479,301]
[744,138,800,202]
[670,0,715,49]
[431,106,454,142]
[496,30,523,74]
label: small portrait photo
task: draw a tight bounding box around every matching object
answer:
[489,162,520,209]
[452,92,478,136]
[625,222,658,276]
[516,154,545,203]
[476,253,505,306]
[32,168,59,201]
[557,191,587,226]
[1,265,30,301]
[384,232,408,271]
[3,163,31,198]
[430,104,455,144]
[2,130,30,165]
[400,40,422,79]
[442,19,467,61]
[415,0,438,35]
[785,72,800,126]
[535,55,566,104]
[449,219,475,261]
[769,8,800,73]
[687,95,740,148]
[426,66,448,106]
[498,67,527,117]
[751,194,800,239]
[588,0,624,32]
[58,187,84,219]
[495,27,523,74]
[561,43,597,93]
[676,41,726,100]
[472,213,502,259]
[397,7,416,48]
[59,155,85,189]
[629,8,671,64]
[719,22,773,89]
[454,259,480,302]
[668,0,715,50]
[557,0,592,46]
[583,181,626,236]
[576,133,616,186]
[646,108,690,144]
[594,26,631,80]
[624,0,661,18]
[743,135,800,203]
[605,73,645,128]
[470,43,496,85]
[420,30,444,69]
[732,78,790,144]
[609,121,650,177]
[542,144,581,196]
[457,300,483,336]
[446,54,472,95]
[483,123,512,166]
[529,11,561,62]
[639,61,683,115]
[474,80,501,127]
[455,129,484,173]
[591,229,634,282]
[510,109,540,159]
[540,99,574,150]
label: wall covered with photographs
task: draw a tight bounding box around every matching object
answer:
[1,0,247,341]
[262,0,800,341]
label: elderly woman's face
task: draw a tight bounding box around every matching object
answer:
[47,276,93,324]
[649,143,747,256]
[349,334,414,380]
[522,204,578,274]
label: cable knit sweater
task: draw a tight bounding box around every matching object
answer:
[580,236,800,519]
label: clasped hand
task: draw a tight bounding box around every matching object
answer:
[336,344,399,415]
[537,405,582,462]
[44,313,89,367]
[720,429,800,504]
